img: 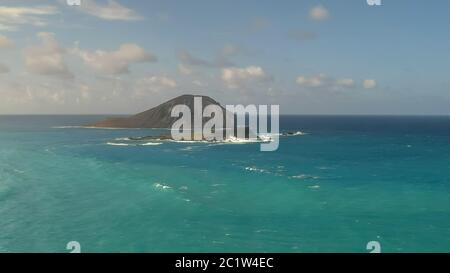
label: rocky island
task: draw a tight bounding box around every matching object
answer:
[89,94,225,129]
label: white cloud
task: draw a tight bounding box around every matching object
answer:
[363,79,377,89]
[296,74,357,90]
[296,74,326,88]
[77,0,143,21]
[0,35,14,48]
[178,51,211,67]
[178,63,192,75]
[74,43,157,74]
[0,79,70,110]
[79,84,91,101]
[178,45,241,69]
[309,5,329,21]
[336,78,355,88]
[24,32,72,78]
[192,80,207,87]
[222,66,272,89]
[215,45,240,67]
[0,63,9,73]
[0,5,58,31]
[147,76,177,88]
[135,75,177,95]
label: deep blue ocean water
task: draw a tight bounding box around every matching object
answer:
[1,115,450,252]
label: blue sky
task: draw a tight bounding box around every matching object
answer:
[0,0,449,114]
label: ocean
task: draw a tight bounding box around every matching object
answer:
[1,115,450,253]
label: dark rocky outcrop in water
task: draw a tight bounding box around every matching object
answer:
[89,94,226,128]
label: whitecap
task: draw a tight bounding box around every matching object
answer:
[106,142,131,146]
[52,126,84,129]
[54,126,137,130]
[13,169,25,174]
[226,136,271,144]
[140,142,162,146]
[245,166,268,173]
[154,183,172,190]
[106,141,162,146]
[282,131,308,136]
[170,140,209,143]
[114,137,131,141]
[207,137,270,146]
[317,166,334,170]
[291,174,320,180]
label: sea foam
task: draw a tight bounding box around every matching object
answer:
[106,142,131,146]
[141,142,163,146]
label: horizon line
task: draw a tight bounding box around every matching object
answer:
[3,114,450,117]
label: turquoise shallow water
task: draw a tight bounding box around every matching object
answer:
[1,115,450,252]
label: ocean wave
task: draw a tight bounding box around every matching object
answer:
[245,166,269,173]
[114,137,131,141]
[53,126,139,130]
[141,142,162,146]
[52,126,85,129]
[108,130,306,147]
[317,166,334,170]
[106,142,131,146]
[153,183,172,190]
[106,141,162,146]
[170,140,209,143]
[291,174,320,180]
[209,136,273,145]
[282,131,307,136]
[223,139,263,144]
[13,168,25,174]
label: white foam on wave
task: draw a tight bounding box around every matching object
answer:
[153,183,172,190]
[109,134,277,147]
[52,126,91,129]
[170,140,209,143]
[114,137,131,141]
[282,131,307,136]
[106,141,162,146]
[317,166,334,170]
[229,136,272,143]
[291,174,320,180]
[245,166,269,173]
[53,126,138,130]
[141,142,162,146]
[106,142,131,146]
[207,136,272,146]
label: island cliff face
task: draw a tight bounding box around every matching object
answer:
[89,94,225,128]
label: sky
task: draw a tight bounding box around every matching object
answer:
[0,0,450,115]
